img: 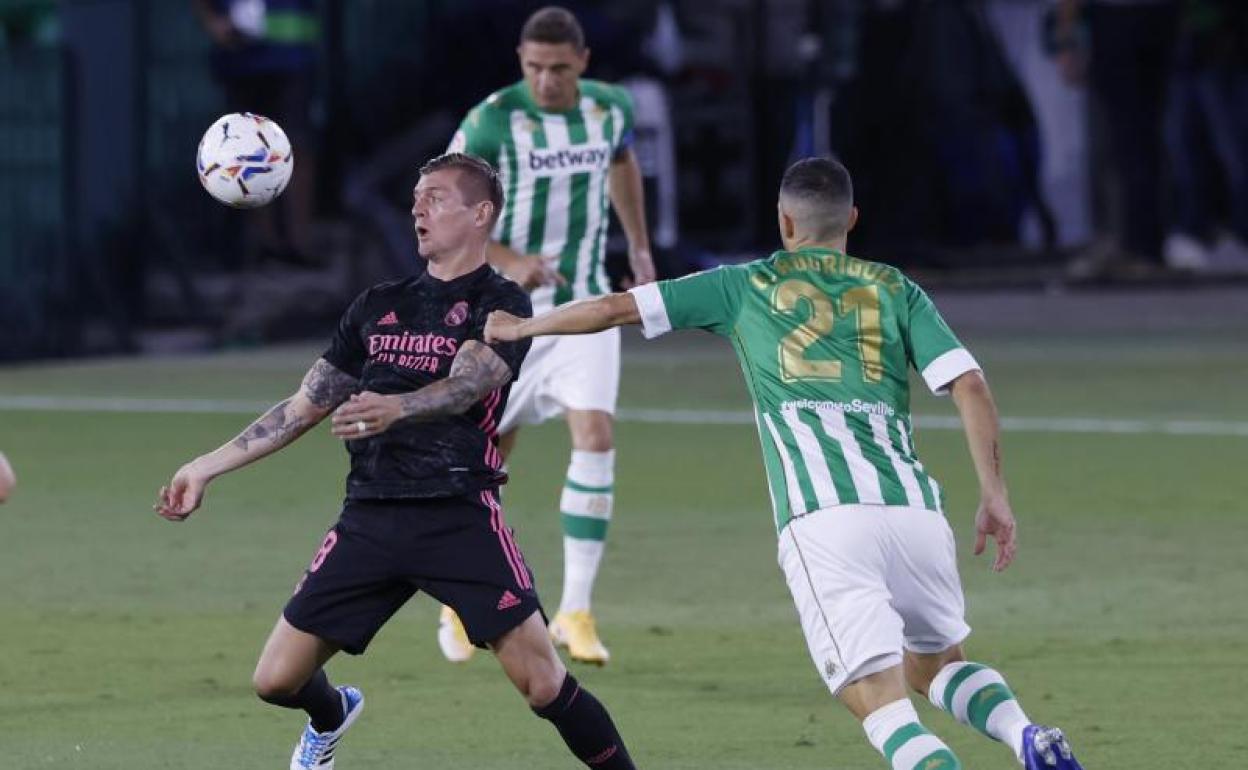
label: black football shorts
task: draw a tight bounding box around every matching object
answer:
[283,489,543,654]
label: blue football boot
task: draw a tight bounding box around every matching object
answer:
[1022,725,1084,770]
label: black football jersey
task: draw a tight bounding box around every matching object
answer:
[322,264,532,499]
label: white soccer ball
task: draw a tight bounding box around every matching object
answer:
[196,112,294,208]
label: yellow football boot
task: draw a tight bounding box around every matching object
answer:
[436,605,475,663]
[550,610,610,665]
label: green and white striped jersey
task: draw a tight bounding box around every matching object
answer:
[629,247,981,534]
[449,79,635,313]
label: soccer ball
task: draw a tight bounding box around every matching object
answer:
[196,112,294,208]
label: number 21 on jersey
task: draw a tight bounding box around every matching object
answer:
[771,280,883,384]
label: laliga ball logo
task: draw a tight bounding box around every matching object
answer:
[196,112,294,209]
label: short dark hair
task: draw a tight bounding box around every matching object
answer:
[419,152,504,224]
[520,6,585,50]
[779,157,855,238]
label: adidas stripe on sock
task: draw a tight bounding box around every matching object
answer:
[928,661,1031,763]
[559,449,614,613]
[863,699,962,770]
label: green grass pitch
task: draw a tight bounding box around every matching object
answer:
[1,324,1245,768]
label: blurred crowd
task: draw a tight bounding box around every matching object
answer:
[4,0,1244,277]
[2,0,1246,360]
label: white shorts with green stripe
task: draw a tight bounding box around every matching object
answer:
[498,326,620,432]
[778,504,971,695]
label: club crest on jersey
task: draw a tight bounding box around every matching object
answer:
[444,301,470,327]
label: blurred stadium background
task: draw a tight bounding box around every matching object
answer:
[2,1,1246,768]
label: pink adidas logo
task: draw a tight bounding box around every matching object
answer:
[497,590,522,610]
[587,745,619,765]
[377,311,399,326]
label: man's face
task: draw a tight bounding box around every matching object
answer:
[518,41,588,111]
[411,169,479,258]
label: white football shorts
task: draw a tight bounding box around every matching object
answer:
[778,504,971,695]
[498,326,621,433]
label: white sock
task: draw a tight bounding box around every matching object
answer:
[928,661,1031,764]
[863,698,960,769]
[558,449,614,614]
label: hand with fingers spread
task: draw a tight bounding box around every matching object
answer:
[155,462,210,522]
[484,310,524,344]
[974,494,1017,572]
[331,392,403,440]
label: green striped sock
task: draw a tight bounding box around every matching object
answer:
[864,700,962,770]
[560,476,613,541]
[928,661,1030,761]
[558,450,614,613]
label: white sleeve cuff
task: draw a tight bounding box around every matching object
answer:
[628,283,672,339]
[922,348,981,395]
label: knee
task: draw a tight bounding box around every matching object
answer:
[252,666,302,704]
[522,666,566,710]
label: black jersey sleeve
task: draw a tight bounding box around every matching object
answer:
[473,282,532,379]
[322,288,373,378]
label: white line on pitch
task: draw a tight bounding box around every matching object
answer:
[1,395,1246,437]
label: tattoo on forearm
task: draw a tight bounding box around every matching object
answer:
[302,359,359,409]
[992,441,1002,477]
[396,341,512,422]
[232,398,309,451]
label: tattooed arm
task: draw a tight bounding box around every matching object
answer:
[949,370,1016,572]
[155,359,358,521]
[329,341,513,439]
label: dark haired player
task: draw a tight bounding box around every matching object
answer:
[156,153,636,770]
[484,158,1085,770]
[439,5,656,665]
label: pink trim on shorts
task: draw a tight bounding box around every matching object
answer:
[481,489,531,590]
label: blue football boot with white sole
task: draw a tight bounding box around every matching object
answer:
[289,686,365,769]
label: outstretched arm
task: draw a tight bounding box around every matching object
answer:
[0,451,15,503]
[484,293,640,343]
[329,341,514,439]
[155,359,359,521]
[949,370,1017,571]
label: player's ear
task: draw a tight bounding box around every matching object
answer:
[577,46,591,74]
[474,200,495,228]
[777,203,795,242]
[847,206,860,234]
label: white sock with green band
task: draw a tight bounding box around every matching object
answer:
[863,699,961,770]
[558,449,614,614]
[928,661,1031,763]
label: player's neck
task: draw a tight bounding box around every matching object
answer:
[785,237,848,254]
[425,246,487,282]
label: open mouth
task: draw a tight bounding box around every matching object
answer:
[416,225,430,239]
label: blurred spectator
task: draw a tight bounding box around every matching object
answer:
[1161,0,1248,271]
[835,0,1043,266]
[1057,0,1180,276]
[0,451,15,503]
[0,0,58,50]
[985,0,1093,251]
[192,0,321,267]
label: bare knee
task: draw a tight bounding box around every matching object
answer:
[252,665,305,704]
[516,658,566,708]
[904,644,965,696]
